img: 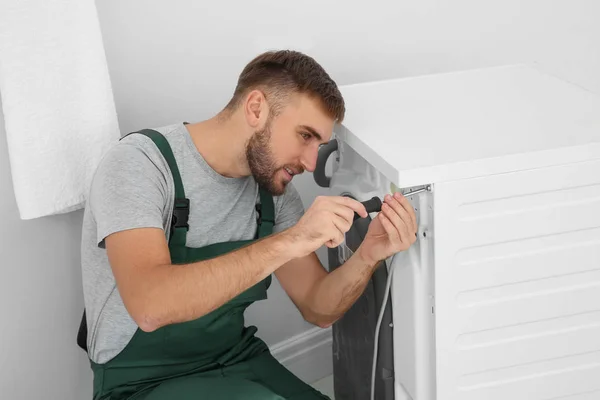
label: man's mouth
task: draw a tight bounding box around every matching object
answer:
[283,167,294,181]
[282,166,302,181]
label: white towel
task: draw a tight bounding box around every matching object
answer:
[0,0,120,220]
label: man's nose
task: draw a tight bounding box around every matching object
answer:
[300,147,319,173]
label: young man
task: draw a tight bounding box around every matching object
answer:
[80,50,417,399]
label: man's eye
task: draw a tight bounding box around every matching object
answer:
[301,132,311,140]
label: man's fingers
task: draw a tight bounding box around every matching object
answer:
[328,203,356,224]
[378,211,398,241]
[331,214,352,234]
[326,222,345,248]
[389,197,414,234]
[382,203,409,244]
[331,196,368,218]
[393,192,417,233]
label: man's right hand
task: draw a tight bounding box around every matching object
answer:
[286,196,368,258]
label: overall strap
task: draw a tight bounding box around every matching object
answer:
[257,188,275,238]
[123,129,189,247]
[78,129,188,353]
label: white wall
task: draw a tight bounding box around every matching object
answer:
[0,109,91,397]
[1,0,600,398]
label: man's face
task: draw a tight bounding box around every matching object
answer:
[246,93,335,195]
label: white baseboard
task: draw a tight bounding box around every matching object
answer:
[270,327,333,384]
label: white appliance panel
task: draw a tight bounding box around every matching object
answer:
[433,159,600,400]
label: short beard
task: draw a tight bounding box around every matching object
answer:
[245,120,285,196]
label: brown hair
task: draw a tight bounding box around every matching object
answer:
[224,50,345,122]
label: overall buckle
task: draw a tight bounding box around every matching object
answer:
[172,198,190,230]
[255,203,262,225]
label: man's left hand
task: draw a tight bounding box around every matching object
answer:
[356,192,418,265]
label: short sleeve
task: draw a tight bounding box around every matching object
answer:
[89,143,169,248]
[273,182,305,234]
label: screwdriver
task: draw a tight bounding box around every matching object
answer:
[353,186,431,221]
[354,196,383,221]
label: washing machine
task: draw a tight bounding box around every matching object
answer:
[313,65,600,400]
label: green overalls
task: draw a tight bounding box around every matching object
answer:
[90,130,330,400]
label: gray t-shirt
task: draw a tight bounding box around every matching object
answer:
[80,122,305,364]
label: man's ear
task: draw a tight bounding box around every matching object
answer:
[244,89,268,128]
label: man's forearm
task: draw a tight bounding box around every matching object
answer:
[136,231,296,332]
[304,248,380,328]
